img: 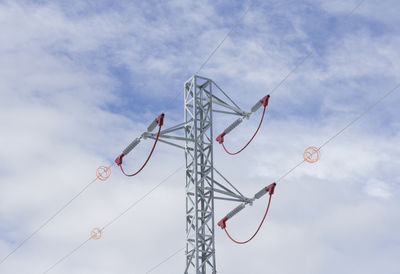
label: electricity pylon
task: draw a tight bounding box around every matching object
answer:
[140,75,265,273]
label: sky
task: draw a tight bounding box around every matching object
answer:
[0,0,399,273]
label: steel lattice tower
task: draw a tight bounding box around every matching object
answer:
[184,76,216,273]
[141,75,261,273]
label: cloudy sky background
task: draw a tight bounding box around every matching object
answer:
[0,0,399,273]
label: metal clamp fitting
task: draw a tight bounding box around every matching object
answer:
[261,95,270,107]
[266,182,276,195]
[148,113,165,132]
[216,132,226,144]
[157,113,165,127]
[217,216,228,229]
[115,153,125,166]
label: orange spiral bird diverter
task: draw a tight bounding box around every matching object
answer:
[90,227,103,240]
[96,166,111,181]
[303,146,320,163]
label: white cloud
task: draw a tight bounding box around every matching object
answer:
[364,178,392,198]
[0,0,399,274]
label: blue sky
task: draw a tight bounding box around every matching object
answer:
[0,0,399,273]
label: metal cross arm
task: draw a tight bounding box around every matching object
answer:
[142,119,194,151]
[211,167,252,204]
[142,121,254,206]
[206,92,249,117]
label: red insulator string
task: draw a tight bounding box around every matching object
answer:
[222,105,267,155]
[119,123,162,177]
[224,194,272,244]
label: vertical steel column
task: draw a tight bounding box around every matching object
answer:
[184,75,216,274]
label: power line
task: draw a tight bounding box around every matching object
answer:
[41,76,400,274]
[195,0,259,75]
[277,82,400,186]
[43,237,92,274]
[41,165,183,273]
[269,52,313,95]
[162,0,259,112]
[3,0,370,271]
[276,82,400,185]
[40,1,370,272]
[145,247,185,274]
[2,0,257,263]
[0,165,112,266]
[318,81,400,150]
[144,1,391,270]
[144,79,400,273]
[19,0,256,265]
[270,0,365,95]
[275,159,305,183]
[163,0,365,112]
[102,165,184,230]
